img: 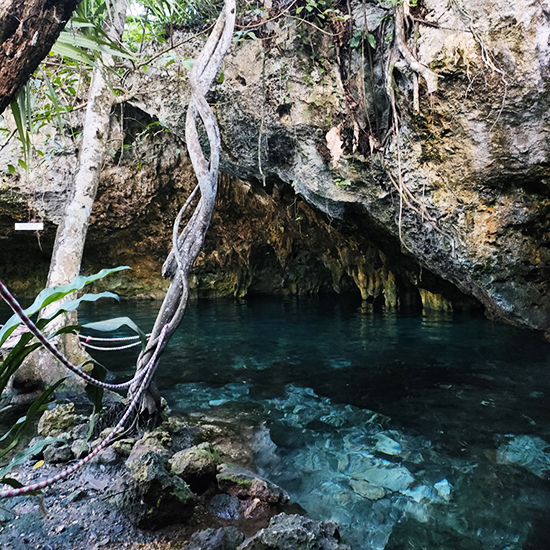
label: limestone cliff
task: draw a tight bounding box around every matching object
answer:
[1,0,549,335]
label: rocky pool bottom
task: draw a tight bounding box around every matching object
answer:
[2,296,550,548]
[1,400,356,550]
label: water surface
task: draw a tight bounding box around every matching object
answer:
[3,296,550,549]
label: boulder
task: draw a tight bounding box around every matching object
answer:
[238,514,351,550]
[169,442,221,491]
[125,427,173,466]
[186,527,245,550]
[116,451,195,529]
[38,404,86,437]
[217,464,289,504]
[43,443,73,464]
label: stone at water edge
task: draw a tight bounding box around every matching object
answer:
[217,463,290,504]
[186,527,245,550]
[238,513,351,550]
[169,442,221,491]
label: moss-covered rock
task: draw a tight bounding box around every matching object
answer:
[239,513,351,550]
[116,451,195,529]
[169,442,221,492]
[37,404,86,438]
[217,463,289,504]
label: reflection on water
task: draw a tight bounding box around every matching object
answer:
[2,295,550,548]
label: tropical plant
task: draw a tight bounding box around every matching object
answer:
[0,266,132,484]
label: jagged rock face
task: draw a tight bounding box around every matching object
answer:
[0,111,438,308]
[1,1,549,334]
[124,0,550,333]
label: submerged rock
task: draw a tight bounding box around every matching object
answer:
[496,435,550,478]
[373,434,403,457]
[350,479,386,501]
[239,513,351,550]
[433,479,453,501]
[347,453,415,492]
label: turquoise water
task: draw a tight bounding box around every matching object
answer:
[3,296,550,548]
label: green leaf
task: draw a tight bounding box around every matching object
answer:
[0,436,64,479]
[367,33,377,49]
[45,291,119,321]
[39,67,68,141]
[8,164,16,175]
[84,362,107,414]
[181,58,194,72]
[0,267,129,347]
[56,30,135,60]
[82,316,147,350]
[50,41,94,65]
[0,379,66,463]
[0,339,41,396]
[10,97,28,165]
[18,159,27,170]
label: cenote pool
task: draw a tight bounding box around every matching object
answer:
[5,296,550,549]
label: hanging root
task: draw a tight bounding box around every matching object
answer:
[394,4,438,95]
[382,4,457,257]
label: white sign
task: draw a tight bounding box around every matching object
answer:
[14,222,44,231]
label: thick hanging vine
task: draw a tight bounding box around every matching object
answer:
[128,0,236,425]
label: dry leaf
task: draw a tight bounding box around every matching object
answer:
[326,124,344,167]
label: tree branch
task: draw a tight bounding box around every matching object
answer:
[0,0,79,115]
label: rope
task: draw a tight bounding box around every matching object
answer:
[0,324,168,499]
[0,282,150,391]
[80,340,143,352]
[79,334,142,342]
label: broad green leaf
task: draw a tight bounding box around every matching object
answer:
[45,291,119,321]
[50,41,94,65]
[10,98,28,166]
[367,33,377,50]
[56,30,136,60]
[181,58,194,72]
[0,339,41,395]
[0,266,129,347]
[82,316,147,350]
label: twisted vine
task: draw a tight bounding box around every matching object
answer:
[128,0,236,425]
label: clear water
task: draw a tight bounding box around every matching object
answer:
[3,296,550,549]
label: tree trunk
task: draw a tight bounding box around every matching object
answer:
[11,0,128,393]
[0,0,78,115]
[46,0,126,291]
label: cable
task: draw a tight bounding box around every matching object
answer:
[0,325,168,499]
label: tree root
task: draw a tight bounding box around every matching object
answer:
[394,4,438,94]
